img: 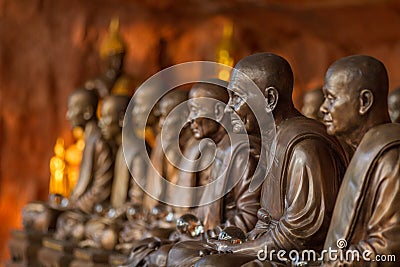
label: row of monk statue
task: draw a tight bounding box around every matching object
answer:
[8,52,400,267]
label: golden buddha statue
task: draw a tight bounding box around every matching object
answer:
[85,17,135,98]
[216,19,234,81]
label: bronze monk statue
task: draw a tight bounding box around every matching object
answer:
[126,79,263,267]
[77,94,144,253]
[166,75,270,266]
[185,81,261,232]
[65,88,114,215]
[142,89,191,211]
[25,88,114,235]
[98,94,144,214]
[37,88,114,266]
[388,87,400,123]
[192,53,348,267]
[301,87,324,122]
[320,55,400,266]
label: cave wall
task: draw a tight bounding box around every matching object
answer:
[1,0,400,262]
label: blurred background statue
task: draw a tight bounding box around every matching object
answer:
[85,17,134,98]
[301,87,324,122]
[388,87,400,123]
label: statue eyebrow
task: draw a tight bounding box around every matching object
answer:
[229,85,246,98]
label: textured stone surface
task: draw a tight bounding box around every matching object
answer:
[1,0,400,262]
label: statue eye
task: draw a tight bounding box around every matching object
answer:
[232,94,242,105]
[327,94,335,102]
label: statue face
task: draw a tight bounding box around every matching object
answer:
[188,91,220,139]
[301,92,324,121]
[66,94,88,128]
[158,96,179,129]
[320,69,362,137]
[99,99,121,140]
[107,52,124,72]
[131,93,158,130]
[226,72,258,135]
[388,92,400,123]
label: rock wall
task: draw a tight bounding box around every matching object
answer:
[1,0,400,262]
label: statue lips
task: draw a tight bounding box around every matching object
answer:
[189,121,202,139]
[322,113,333,127]
[230,116,244,133]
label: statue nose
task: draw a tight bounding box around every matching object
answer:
[66,110,72,120]
[224,103,233,114]
[320,100,328,115]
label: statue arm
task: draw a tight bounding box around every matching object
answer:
[223,150,261,232]
[229,139,340,255]
[128,155,147,205]
[343,148,400,265]
[75,139,114,213]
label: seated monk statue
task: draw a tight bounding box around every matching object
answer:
[320,55,400,266]
[388,87,400,123]
[301,87,324,122]
[152,79,265,267]
[22,88,114,238]
[52,88,114,241]
[142,89,192,212]
[189,53,348,267]
[78,94,147,251]
[115,89,173,252]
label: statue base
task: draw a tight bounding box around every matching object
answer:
[109,253,128,266]
[69,247,113,267]
[7,229,50,266]
[37,238,76,267]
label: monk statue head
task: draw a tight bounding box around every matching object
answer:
[131,85,160,141]
[301,87,324,121]
[388,87,400,123]
[66,88,99,129]
[187,80,229,141]
[227,52,295,132]
[158,89,188,139]
[99,95,130,144]
[320,55,390,147]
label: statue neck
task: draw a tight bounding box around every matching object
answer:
[344,117,391,150]
[115,132,122,146]
[274,105,301,129]
[83,119,98,138]
[210,126,227,145]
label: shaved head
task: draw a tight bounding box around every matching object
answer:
[102,95,130,115]
[326,55,388,109]
[69,88,99,112]
[234,52,294,103]
[389,87,400,123]
[190,79,229,104]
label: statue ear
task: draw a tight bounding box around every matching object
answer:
[264,87,279,112]
[119,113,125,127]
[214,102,225,122]
[359,89,374,115]
[83,106,94,120]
